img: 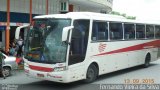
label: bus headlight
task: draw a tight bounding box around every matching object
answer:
[54,66,66,72]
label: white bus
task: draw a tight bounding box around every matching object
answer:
[23,12,160,83]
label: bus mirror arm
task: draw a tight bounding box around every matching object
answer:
[63,41,71,45]
[62,26,74,42]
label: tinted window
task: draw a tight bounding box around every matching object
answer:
[155,26,160,38]
[136,24,145,39]
[92,21,108,41]
[69,20,89,65]
[0,31,2,42]
[109,22,123,40]
[146,25,154,38]
[124,24,135,39]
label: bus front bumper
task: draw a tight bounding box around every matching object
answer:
[24,66,71,83]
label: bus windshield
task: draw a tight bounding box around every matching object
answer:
[24,19,71,64]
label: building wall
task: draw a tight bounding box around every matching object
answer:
[9,0,60,14]
[0,30,5,49]
[89,0,113,8]
[48,0,60,14]
[0,0,7,12]
[0,0,60,24]
[0,9,6,48]
[2,31,5,48]
[69,0,113,13]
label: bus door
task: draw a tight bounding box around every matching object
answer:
[68,20,90,79]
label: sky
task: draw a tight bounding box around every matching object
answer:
[112,0,160,20]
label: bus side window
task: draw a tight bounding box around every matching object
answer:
[124,24,135,40]
[146,25,154,39]
[155,26,160,38]
[109,22,123,40]
[0,31,2,42]
[92,23,98,41]
[136,24,145,39]
[91,21,108,41]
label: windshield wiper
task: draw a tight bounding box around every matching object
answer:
[49,61,65,64]
[30,47,42,51]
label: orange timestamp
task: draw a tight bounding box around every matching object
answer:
[124,79,155,84]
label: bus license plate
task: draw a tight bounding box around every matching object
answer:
[37,73,44,77]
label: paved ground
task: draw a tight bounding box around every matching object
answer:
[94,60,160,84]
[0,70,41,84]
[0,60,160,90]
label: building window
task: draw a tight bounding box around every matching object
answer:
[92,21,108,41]
[109,22,123,40]
[60,2,68,12]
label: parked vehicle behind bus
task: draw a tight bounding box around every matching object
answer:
[0,52,18,77]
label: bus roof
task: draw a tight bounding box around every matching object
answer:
[34,12,160,25]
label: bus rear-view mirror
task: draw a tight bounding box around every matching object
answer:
[15,25,29,40]
[62,26,74,42]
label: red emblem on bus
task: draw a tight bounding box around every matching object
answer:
[99,43,107,52]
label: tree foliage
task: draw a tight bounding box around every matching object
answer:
[110,11,136,20]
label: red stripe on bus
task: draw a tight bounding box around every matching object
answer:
[94,40,160,56]
[29,65,53,72]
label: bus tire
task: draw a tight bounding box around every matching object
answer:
[84,64,98,83]
[143,54,151,68]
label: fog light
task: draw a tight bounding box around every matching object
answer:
[54,67,66,72]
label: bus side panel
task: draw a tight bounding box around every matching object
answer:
[91,55,117,75]
[88,43,116,75]
[68,62,86,82]
[149,48,158,62]
[88,42,130,75]
[88,39,159,76]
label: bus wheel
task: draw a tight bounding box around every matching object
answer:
[84,64,98,83]
[143,54,151,68]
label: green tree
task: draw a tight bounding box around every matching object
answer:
[121,13,126,17]
[110,11,136,20]
[111,11,121,15]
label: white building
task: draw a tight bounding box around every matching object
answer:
[69,0,113,13]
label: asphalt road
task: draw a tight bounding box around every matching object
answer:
[0,60,160,90]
